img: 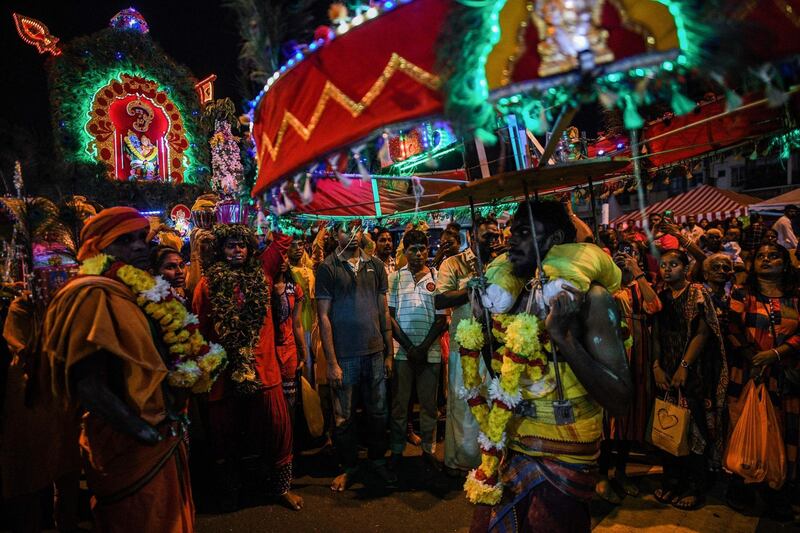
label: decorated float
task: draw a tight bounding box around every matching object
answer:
[246,0,800,231]
[240,0,800,506]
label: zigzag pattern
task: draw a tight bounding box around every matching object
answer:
[258,53,441,163]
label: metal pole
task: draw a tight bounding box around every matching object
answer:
[587,175,598,239]
[468,194,496,378]
[521,182,566,407]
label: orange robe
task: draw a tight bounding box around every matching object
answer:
[44,275,194,533]
[1,294,81,498]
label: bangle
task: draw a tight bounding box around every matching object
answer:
[634,273,645,280]
[772,348,781,361]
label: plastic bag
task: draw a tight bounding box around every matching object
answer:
[724,381,768,484]
[763,385,787,490]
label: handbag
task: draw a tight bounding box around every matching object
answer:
[648,391,691,456]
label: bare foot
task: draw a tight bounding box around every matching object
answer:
[280,491,304,511]
[331,472,349,492]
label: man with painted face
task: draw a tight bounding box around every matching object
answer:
[435,216,502,478]
[471,200,631,533]
[193,224,302,512]
[315,220,396,492]
[43,207,195,532]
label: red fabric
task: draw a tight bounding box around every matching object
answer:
[290,171,467,217]
[643,95,790,167]
[252,0,450,194]
[77,207,149,261]
[275,283,303,380]
[193,234,293,397]
[207,385,292,467]
[81,415,194,533]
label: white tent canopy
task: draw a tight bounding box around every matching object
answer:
[749,188,800,213]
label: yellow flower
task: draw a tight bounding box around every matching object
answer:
[505,313,542,358]
[471,403,490,429]
[461,354,482,390]
[464,470,503,505]
[455,318,484,351]
[499,360,525,395]
[198,352,224,373]
[486,405,513,442]
[480,454,500,474]
[79,253,113,275]
[527,365,544,382]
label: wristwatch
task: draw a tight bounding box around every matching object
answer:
[680,359,690,369]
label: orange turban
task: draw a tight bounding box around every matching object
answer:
[77,207,150,261]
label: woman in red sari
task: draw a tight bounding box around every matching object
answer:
[272,256,308,419]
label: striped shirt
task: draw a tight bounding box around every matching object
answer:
[389,266,448,362]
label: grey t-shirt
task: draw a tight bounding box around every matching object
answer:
[315,253,388,358]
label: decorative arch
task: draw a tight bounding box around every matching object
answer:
[85,74,190,183]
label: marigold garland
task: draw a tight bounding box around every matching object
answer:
[455,312,548,505]
[80,253,227,393]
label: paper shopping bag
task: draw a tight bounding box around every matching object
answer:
[649,393,691,456]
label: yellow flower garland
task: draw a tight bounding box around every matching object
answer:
[81,253,227,393]
[455,312,548,505]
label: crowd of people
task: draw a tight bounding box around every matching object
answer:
[1,201,799,532]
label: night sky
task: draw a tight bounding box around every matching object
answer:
[3,1,244,135]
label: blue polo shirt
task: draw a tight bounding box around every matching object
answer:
[315,252,388,358]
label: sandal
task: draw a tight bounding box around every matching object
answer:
[671,489,705,511]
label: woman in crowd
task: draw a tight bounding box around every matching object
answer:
[725,243,800,521]
[272,255,308,424]
[597,241,661,503]
[652,250,727,510]
[151,245,187,296]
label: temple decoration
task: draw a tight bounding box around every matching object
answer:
[85,74,190,182]
[210,121,243,197]
[46,8,208,185]
[109,8,150,34]
[12,13,61,56]
[170,204,192,237]
[531,0,613,77]
[195,74,218,106]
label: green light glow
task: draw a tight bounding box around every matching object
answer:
[389,143,460,174]
[656,1,689,54]
[49,28,208,184]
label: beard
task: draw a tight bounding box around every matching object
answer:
[510,255,537,279]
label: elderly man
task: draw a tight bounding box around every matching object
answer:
[43,207,195,532]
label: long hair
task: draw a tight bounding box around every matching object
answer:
[745,243,798,295]
[212,224,259,268]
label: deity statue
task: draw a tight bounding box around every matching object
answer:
[532,0,614,77]
[123,99,160,180]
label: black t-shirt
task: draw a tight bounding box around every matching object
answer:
[315,253,388,358]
